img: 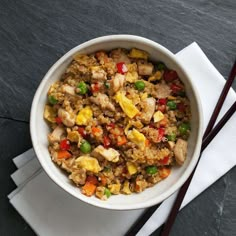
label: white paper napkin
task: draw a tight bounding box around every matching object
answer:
[9,42,236,236]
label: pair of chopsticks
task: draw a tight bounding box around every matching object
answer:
[125,60,236,236]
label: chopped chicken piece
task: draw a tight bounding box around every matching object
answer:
[110,73,126,93]
[110,48,131,64]
[48,126,65,143]
[58,108,75,127]
[140,97,156,124]
[138,62,154,75]
[69,168,86,185]
[90,93,115,111]
[92,145,120,162]
[91,66,107,81]
[61,84,75,95]
[152,83,171,99]
[174,139,187,165]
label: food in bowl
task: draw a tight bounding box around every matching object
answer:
[44,48,191,200]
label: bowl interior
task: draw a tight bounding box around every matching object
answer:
[31,35,202,210]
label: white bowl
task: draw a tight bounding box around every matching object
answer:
[30,35,203,210]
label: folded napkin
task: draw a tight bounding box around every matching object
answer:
[8,43,236,236]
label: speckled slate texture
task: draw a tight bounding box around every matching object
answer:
[0,0,235,235]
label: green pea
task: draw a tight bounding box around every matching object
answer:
[146,166,158,175]
[157,62,166,71]
[80,140,91,153]
[167,133,176,141]
[167,101,177,110]
[77,82,88,95]
[104,188,111,198]
[134,81,145,91]
[178,123,191,135]
[178,91,186,97]
[48,95,58,105]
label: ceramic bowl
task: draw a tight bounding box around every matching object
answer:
[30,35,203,210]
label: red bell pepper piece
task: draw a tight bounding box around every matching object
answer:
[77,127,87,138]
[55,117,62,124]
[116,62,128,74]
[60,139,70,150]
[159,155,169,165]
[91,83,100,93]
[171,83,183,93]
[158,98,167,105]
[157,128,165,142]
[103,136,111,148]
[163,70,178,82]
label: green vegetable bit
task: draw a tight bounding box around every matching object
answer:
[134,80,145,91]
[80,140,91,153]
[167,133,176,141]
[146,166,158,175]
[77,82,88,95]
[178,91,186,97]
[48,95,58,105]
[103,166,111,172]
[104,81,110,89]
[157,62,166,71]
[178,123,191,135]
[167,101,177,110]
[104,188,111,198]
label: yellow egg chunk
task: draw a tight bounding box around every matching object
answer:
[126,71,138,83]
[153,111,165,123]
[76,106,93,125]
[126,162,137,175]
[44,105,56,123]
[128,48,149,60]
[114,91,139,118]
[75,155,101,173]
[127,128,146,150]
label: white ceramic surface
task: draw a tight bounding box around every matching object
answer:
[30,35,203,210]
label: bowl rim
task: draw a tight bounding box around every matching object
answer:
[30,34,203,210]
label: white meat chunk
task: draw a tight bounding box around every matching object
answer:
[140,97,156,124]
[110,48,131,64]
[92,145,120,162]
[138,62,154,75]
[91,67,107,81]
[90,93,115,111]
[48,126,65,143]
[152,84,171,99]
[61,84,75,95]
[174,139,188,165]
[58,108,75,127]
[110,73,126,93]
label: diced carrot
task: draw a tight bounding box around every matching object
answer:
[159,167,171,179]
[100,176,107,186]
[117,135,127,146]
[86,175,98,185]
[57,150,72,159]
[82,182,97,197]
[159,116,168,127]
[91,126,102,135]
[145,139,151,147]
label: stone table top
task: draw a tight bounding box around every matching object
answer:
[0,0,235,235]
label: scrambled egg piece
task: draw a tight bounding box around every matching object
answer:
[75,155,101,173]
[153,111,165,123]
[114,91,139,118]
[128,48,149,60]
[108,183,121,194]
[121,181,132,195]
[76,106,93,125]
[126,71,138,83]
[67,131,80,143]
[127,128,146,150]
[126,162,137,175]
[148,71,163,82]
[44,105,56,123]
[140,92,148,100]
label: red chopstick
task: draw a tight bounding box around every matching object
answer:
[125,60,236,236]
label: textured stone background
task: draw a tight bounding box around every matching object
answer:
[0,0,235,235]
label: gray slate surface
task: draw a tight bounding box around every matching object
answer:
[0,0,235,235]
